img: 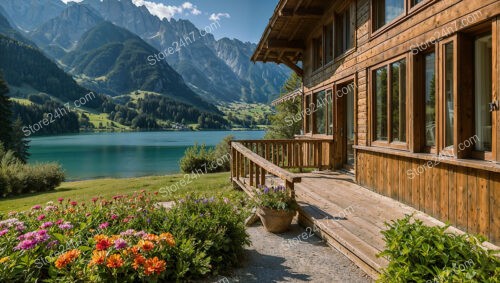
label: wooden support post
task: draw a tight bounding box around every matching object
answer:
[260,167,266,186]
[255,163,260,187]
[286,180,295,199]
[249,161,254,187]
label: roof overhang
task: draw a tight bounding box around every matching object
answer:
[271,88,303,106]
[251,0,334,77]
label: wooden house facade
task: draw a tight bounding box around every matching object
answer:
[232,0,500,258]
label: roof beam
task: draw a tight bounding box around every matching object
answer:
[281,56,303,77]
[267,39,305,51]
[279,7,323,18]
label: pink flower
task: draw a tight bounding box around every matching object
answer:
[114,238,127,250]
[55,219,63,225]
[40,222,53,229]
[92,197,98,203]
[85,213,91,217]
[58,222,73,230]
[58,198,64,203]
[14,230,50,250]
[37,214,46,221]
[32,205,42,210]
[0,229,8,236]
[111,214,118,220]
[99,222,110,230]
[70,201,78,207]
[44,205,57,212]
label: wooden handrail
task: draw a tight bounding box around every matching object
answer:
[231,142,300,183]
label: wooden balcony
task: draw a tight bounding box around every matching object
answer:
[230,139,500,280]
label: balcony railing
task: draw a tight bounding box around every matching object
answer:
[230,139,335,197]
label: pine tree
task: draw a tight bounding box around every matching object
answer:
[0,73,12,147]
[10,117,30,163]
[265,72,302,139]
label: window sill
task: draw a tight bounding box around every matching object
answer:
[371,140,409,151]
[354,145,500,173]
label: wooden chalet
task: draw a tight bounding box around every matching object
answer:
[231,0,500,278]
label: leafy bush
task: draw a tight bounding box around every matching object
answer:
[0,145,64,197]
[161,194,250,277]
[0,192,249,282]
[180,135,233,174]
[253,185,297,211]
[378,215,500,283]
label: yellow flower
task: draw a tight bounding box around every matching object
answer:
[0,257,9,264]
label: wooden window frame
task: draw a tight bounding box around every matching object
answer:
[334,3,355,59]
[324,21,334,64]
[438,36,458,157]
[369,54,410,151]
[413,45,439,154]
[310,89,334,138]
[370,0,437,37]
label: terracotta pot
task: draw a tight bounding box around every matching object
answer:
[257,207,296,233]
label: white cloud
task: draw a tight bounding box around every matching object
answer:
[60,0,83,4]
[209,12,230,22]
[131,0,201,21]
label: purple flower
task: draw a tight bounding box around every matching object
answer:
[47,240,59,249]
[40,222,53,229]
[263,187,270,194]
[14,229,50,250]
[37,214,46,221]
[114,238,127,250]
[120,229,136,237]
[32,205,42,210]
[15,239,37,250]
[135,231,147,238]
[99,222,109,229]
[58,222,73,230]
[0,229,8,237]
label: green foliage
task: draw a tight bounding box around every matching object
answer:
[378,215,500,283]
[180,136,233,173]
[161,194,251,276]
[253,185,297,211]
[0,143,65,197]
[265,72,302,139]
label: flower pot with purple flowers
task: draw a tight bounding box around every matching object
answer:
[254,185,297,233]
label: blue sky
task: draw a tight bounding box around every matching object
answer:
[130,0,279,43]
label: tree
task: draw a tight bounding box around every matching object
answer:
[10,117,30,163]
[0,74,12,146]
[265,72,302,139]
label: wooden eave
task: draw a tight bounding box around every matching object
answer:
[251,0,335,76]
[271,87,303,106]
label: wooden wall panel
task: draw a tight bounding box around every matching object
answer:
[356,150,499,245]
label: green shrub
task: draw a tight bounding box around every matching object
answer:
[180,135,234,174]
[161,194,251,277]
[378,215,500,283]
[0,148,65,197]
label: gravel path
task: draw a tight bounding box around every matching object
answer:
[210,220,373,283]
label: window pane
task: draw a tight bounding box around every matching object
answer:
[305,95,312,133]
[374,0,404,30]
[374,67,388,141]
[411,0,423,7]
[474,34,492,151]
[336,8,353,56]
[316,91,326,134]
[325,23,334,63]
[424,52,436,147]
[391,59,406,142]
[327,90,334,135]
[313,37,323,70]
[444,43,454,148]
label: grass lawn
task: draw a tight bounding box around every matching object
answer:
[0,172,239,213]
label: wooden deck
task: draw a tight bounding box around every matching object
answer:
[234,170,500,280]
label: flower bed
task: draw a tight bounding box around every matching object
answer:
[0,191,250,282]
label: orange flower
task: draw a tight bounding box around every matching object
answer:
[143,257,166,276]
[89,250,107,266]
[144,234,159,242]
[55,249,81,269]
[106,254,124,268]
[132,254,146,270]
[159,233,176,247]
[137,240,154,252]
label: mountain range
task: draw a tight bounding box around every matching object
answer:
[0,0,290,104]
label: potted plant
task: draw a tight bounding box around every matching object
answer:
[254,185,297,233]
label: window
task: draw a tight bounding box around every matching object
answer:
[474,34,492,152]
[373,0,405,31]
[316,91,326,134]
[313,37,323,70]
[410,0,424,7]
[335,7,353,57]
[325,22,334,63]
[424,52,436,147]
[443,42,454,148]
[372,57,407,147]
[327,90,334,135]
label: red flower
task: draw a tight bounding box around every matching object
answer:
[70,201,78,207]
[96,238,112,251]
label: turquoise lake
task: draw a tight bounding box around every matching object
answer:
[28,131,265,180]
